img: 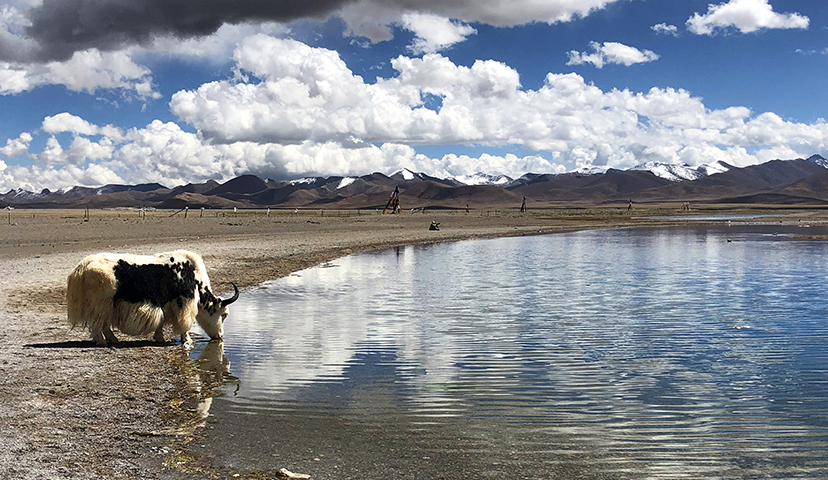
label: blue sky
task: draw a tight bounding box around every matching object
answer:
[0,0,826,190]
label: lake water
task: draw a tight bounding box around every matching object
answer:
[192,225,828,479]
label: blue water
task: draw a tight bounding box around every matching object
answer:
[193,225,828,479]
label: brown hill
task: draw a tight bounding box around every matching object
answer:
[402,181,523,208]
[169,180,220,196]
[576,170,672,200]
[713,193,828,205]
[636,158,825,201]
[282,189,321,207]
[777,168,828,200]
[206,175,268,196]
[158,193,248,210]
[248,184,301,205]
[512,170,671,202]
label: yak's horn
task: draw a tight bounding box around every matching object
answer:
[221,283,239,306]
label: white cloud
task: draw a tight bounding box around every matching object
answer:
[566,42,660,68]
[40,112,125,143]
[434,153,565,179]
[651,23,679,36]
[0,49,160,97]
[36,136,64,165]
[399,13,477,54]
[2,162,125,192]
[171,37,524,145]
[116,120,242,185]
[164,37,828,171]
[2,36,828,192]
[147,22,290,61]
[0,131,31,157]
[65,136,116,165]
[687,0,809,36]
[42,113,100,136]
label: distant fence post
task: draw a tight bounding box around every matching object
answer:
[169,207,187,218]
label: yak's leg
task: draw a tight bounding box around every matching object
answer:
[103,326,119,344]
[153,324,166,343]
[90,328,108,346]
[180,332,193,348]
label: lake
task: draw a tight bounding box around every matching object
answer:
[191,224,828,479]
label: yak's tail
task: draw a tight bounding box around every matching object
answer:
[66,260,99,329]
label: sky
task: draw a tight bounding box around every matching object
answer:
[0,0,826,191]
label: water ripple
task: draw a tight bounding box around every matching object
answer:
[194,225,828,479]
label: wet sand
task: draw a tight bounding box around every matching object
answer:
[1,205,824,479]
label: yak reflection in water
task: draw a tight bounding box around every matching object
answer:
[193,340,235,424]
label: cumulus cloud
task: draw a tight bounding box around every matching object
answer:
[170,36,524,145]
[2,162,125,191]
[651,23,679,36]
[42,112,125,140]
[164,37,827,171]
[399,13,477,54]
[0,49,159,97]
[146,22,289,61]
[566,41,660,68]
[2,36,828,192]
[0,131,31,157]
[64,136,116,165]
[42,113,100,136]
[687,0,809,36]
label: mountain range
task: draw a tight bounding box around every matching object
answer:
[3,155,828,210]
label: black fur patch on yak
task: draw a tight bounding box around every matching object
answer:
[195,279,220,314]
[113,259,197,307]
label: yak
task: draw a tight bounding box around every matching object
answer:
[67,250,238,346]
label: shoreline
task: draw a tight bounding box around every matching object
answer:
[2,206,826,479]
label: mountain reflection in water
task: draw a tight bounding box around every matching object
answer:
[191,225,828,479]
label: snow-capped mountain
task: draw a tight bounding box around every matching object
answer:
[453,172,513,186]
[631,160,732,182]
[289,177,319,185]
[3,188,44,200]
[390,168,418,181]
[4,154,828,207]
[807,154,828,168]
[572,165,611,175]
[336,177,357,189]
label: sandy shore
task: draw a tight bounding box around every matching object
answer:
[2,205,824,479]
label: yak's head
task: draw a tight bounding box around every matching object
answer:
[196,283,239,340]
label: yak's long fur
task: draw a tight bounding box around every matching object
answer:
[67,250,231,346]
